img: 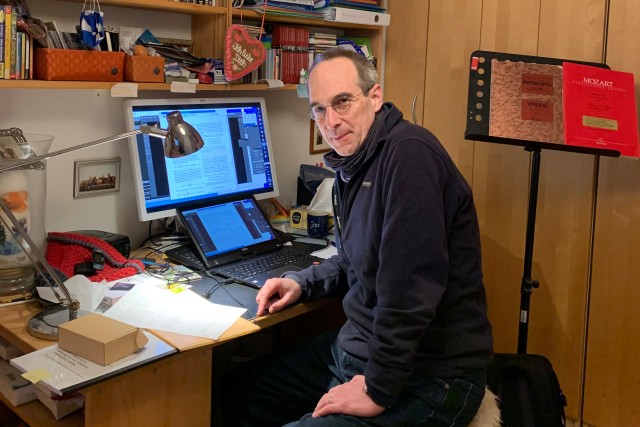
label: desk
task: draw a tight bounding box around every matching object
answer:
[0,294,340,426]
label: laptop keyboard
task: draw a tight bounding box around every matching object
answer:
[165,245,207,271]
[213,248,314,280]
[165,244,315,280]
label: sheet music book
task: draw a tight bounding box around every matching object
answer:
[562,61,640,157]
[489,59,564,144]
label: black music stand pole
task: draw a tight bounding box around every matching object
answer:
[518,145,541,354]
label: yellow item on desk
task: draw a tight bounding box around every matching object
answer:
[289,206,308,229]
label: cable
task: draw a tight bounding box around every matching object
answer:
[202,271,257,319]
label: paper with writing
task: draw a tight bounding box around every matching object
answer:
[103,285,246,340]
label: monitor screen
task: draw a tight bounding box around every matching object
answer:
[124,97,279,221]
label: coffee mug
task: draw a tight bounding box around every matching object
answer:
[307,210,330,238]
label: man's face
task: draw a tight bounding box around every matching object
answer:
[308,57,382,157]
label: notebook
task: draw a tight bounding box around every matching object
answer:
[168,197,324,289]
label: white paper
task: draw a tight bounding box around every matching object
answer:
[111,83,139,97]
[10,331,175,396]
[170,81,197,93]
[36,275,108,312]
[103,285,246,340]
[257,78,284,89]
[312,245,338,259]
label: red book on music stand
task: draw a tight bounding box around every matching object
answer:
[562,61,640,157]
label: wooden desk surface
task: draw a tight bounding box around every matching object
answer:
[0,298,339,353]
[0,293,339,427]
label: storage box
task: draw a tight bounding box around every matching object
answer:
[0,336,23,360]
[124,55,165,83]
[58,313,148,366]
[34,48,126,82]
[0,358,37,406]
[35,384,84,420]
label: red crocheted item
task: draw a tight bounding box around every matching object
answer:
[46,232,145,283]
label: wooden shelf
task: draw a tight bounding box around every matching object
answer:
[0,80,300,91]
[231,8,383,30]
[59,0,227,15]
[0,1,383,92]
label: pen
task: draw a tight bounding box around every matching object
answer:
[139,260,168,267]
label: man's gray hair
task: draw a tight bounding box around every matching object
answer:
[308,48,379,93]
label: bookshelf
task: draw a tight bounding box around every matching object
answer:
[0,80,299,90]
[0,0,384,91]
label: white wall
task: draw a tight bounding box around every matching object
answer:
[3,1,324,247]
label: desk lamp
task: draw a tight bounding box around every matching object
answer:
[0,112,205,340]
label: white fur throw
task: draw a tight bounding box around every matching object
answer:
[468,387,501,427]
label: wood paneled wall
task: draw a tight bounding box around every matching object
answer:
[385,0,640,424]
[583,1,640,425]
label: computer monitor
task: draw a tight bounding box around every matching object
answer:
[124,97,279,222]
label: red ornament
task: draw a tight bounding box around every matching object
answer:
[224,24,266,81]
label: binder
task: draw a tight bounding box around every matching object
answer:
[327,7,390,26]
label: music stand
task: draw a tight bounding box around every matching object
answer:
[464,50,620,354]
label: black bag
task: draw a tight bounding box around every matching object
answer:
[296,164,335,206]
[487,353,567,427]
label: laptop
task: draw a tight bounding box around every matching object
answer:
[167,197,324,289]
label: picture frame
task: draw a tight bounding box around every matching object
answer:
[309,121,332,154]
[74,158,121,198]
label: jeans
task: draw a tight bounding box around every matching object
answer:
[220,330,485,427]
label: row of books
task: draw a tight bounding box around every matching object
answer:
[230,24,374,84]
[238,0,390,26]
[0,5,34,80]
[173,0,216,5]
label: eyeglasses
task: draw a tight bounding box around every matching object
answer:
[309,91,367,121]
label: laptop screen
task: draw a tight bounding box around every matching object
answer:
[179,198,279,259]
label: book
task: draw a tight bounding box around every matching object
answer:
[0,8,4,79]
[321,6,390,26]
[268,0,315,10]
[2,5,10,79]
[488,59,564,144]
[44,21,65,49]
[15,29,20,79]
[562,61,640,157]
[9,7,16,79]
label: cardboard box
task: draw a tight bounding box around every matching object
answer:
[35,384,84,420]
[0,358,37,406]
[124,55,165,83]
[34,48,126,82]
[58,314,148,366]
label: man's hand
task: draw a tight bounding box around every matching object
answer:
[255,277,302,316]
[312,375,386,418]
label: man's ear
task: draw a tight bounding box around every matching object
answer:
[369,83,384,112]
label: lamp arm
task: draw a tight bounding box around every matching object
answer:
[0,126,166,174]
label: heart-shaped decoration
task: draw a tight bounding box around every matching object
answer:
[224,24,267,82]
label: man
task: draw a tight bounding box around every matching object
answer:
[221,48,493,426]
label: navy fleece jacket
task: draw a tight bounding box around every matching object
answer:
[287,103,493,408]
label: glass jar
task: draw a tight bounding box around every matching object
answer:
[0,133,53,300]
